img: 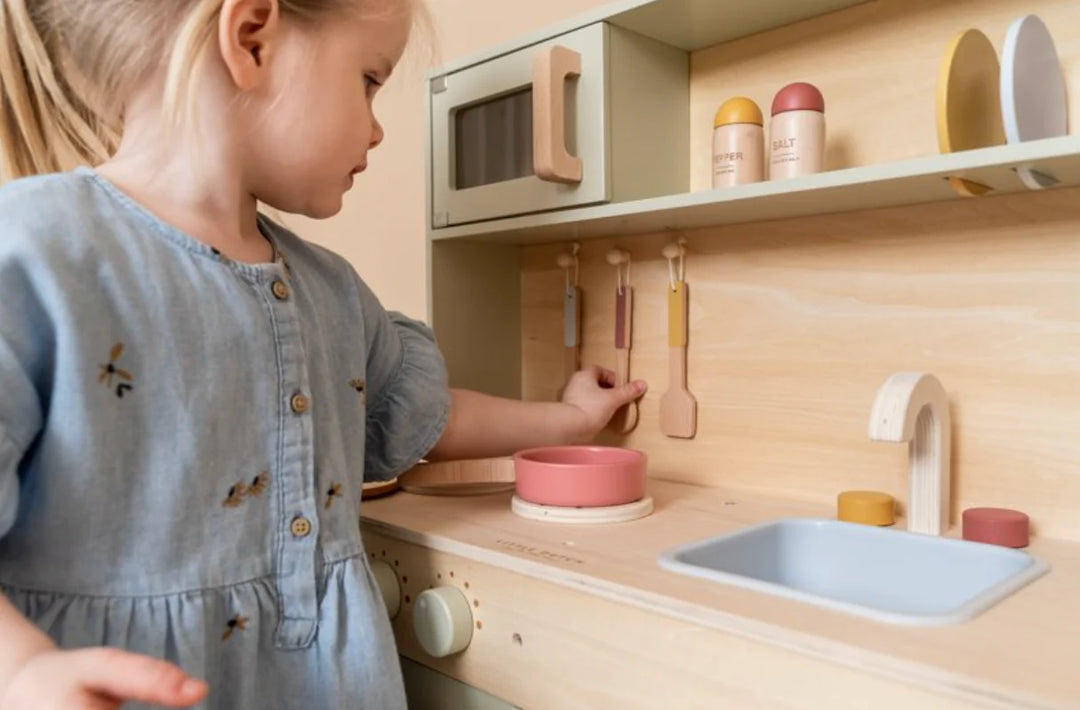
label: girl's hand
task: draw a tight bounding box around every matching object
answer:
[2,647,207,709]
[560,366,647,441]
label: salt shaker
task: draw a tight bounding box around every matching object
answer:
[769,82,825,180]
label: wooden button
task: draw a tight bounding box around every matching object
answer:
[271,280,290,300]
[290,516,312,538]
[290,393,309,414]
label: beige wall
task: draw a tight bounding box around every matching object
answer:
[288,0,611,320]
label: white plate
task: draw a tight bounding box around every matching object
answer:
[1001,15,1068,189]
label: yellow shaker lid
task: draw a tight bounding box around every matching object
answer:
[714,97,764,127]
[837,490,895,526]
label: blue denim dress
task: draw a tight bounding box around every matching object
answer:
[0,168,450,708]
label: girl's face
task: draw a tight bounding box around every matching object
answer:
[244,5,411,218]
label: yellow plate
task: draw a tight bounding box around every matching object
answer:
[936,29,1005,154]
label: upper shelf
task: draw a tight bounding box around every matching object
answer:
[608,0,872,51]
[431,136,1080,245]
[430,0,872,76]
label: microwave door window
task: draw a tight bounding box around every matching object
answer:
[454,88,534,189]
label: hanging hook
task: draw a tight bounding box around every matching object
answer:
[661,238,686,292]
[556,242,581,290]
[606,248,631,295]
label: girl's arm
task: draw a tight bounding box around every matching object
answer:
[427,367,646,461]
[0,593,207,708]
[0,594,53,688]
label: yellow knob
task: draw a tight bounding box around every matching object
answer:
[714,97,764,127]
[837,490,895,526]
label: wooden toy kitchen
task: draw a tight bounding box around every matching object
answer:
[359,0,1080,706]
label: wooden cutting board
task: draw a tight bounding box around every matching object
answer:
[398,457,516,496]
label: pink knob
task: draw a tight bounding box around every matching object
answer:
[962,507,1030,548]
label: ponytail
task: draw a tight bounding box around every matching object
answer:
[0,0,114,183]
[164,0,226,134]
[0,0,420,185]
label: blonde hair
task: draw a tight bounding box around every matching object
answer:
[0,0,419,184]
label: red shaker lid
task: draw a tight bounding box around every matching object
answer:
[962,507,1030,548]
[771,82,825,115]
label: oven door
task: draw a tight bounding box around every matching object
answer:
[401,657,518,709]
[430,23,610,228]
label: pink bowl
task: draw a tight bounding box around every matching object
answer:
[513,446,647,507]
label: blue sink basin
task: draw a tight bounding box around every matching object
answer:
[658,518,1049,625]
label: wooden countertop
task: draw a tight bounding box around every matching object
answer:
[360,479,1080,709]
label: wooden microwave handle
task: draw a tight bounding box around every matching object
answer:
[533,45,583,184]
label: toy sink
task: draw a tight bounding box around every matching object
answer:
[657,518,1049,626]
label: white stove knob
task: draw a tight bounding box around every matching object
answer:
[370,560,401,619]
[413,586,473,657]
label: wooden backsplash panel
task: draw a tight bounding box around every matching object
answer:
[689,0,1080,190]
[522,187,1080,542]
[518,0,1080,542]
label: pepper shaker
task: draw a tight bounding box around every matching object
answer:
[712,97,765,188]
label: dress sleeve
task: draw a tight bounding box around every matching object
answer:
[0,255,47,538]
[362,302,451,482]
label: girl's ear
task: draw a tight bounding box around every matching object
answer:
[218,0,280,90]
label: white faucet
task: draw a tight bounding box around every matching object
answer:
[868,372,951,536]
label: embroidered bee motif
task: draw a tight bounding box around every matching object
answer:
[248,472,270,497]
[325,482,343,509]
[222,615,248,641]
[222,483,247,508]
[349,379,366,404]
[222,472,270,508]
[98,343,134,398]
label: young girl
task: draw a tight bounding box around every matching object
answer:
[0,0,646,707]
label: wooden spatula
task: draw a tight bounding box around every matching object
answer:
[564,284,581,385]
[610,285,639,434]
[660,280,697,438]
